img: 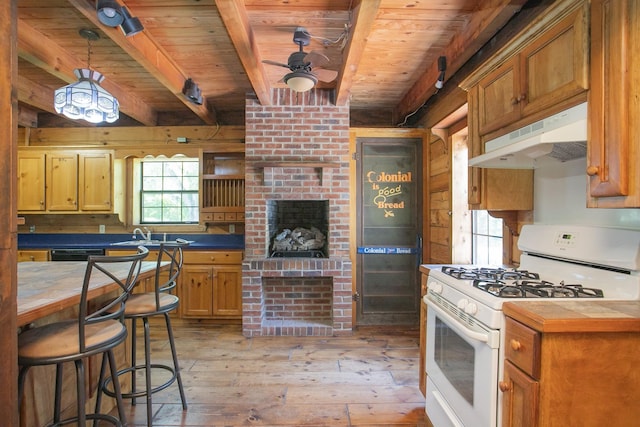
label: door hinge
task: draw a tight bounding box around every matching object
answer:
[352,292,360,301]
[352,152,360,161]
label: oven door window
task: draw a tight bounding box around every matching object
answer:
[434,317,475,404]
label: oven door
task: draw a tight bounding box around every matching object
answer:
[425,293,500,427]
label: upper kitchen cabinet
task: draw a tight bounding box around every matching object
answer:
[466,0,589,139]
[587,0,640,207]
[461,0,588,211]
[199,151,245,224]
[17,149,113,213]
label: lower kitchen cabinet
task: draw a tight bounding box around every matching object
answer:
[500,304,640,427]
[17,249,50,262]
[180,250,242,319]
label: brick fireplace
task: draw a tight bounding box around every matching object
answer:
[242,88,352,336]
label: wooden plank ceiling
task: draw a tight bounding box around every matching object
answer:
[16,0,527,127]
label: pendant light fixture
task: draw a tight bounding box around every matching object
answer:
[54,29,119,124]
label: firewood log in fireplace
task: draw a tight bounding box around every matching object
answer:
[272,227,326,252]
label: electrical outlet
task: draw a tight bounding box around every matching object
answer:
[229,224,235,233]
[99,224,106,234]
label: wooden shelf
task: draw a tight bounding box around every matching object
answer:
[253,161,339,187]
[253,161,339,168]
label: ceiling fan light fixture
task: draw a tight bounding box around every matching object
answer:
[284,71,317,92]
[120,6,144,37]
[96,0,124,27]
[54,68,120,124]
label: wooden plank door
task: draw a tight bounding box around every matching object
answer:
[355,138,421,326]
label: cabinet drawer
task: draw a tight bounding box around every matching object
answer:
[504,317,541,379]
[183,251,243,265]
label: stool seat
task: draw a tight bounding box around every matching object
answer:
[19,319,125,361]
[124,292,179,316]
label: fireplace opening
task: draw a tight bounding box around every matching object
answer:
[267,200,329,258]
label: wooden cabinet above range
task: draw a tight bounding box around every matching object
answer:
[17,149,113,214]
[460,0,588,212]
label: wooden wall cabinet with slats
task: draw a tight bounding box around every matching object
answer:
[199,151,245,224]
[461,0,588,211]
[18,149,113,213]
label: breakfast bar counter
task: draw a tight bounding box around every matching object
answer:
[17,261,161,327]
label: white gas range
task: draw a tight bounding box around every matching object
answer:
[423,224,640,427]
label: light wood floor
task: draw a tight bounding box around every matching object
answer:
[111,318,427,426]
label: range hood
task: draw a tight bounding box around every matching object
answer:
[468,102,587,168]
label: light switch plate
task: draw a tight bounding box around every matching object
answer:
[99,224,106,234]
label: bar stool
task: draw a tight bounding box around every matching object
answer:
[18,246,149,427]
[101,239,190,426]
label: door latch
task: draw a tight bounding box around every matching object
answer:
[352,292,360,301]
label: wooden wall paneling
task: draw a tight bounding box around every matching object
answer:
[0,0,18,425]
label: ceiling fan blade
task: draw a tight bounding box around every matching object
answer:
[262,59,291,69]
[304,51,330,69]
[314,68,338,82]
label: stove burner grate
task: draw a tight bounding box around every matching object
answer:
[472,279,605,298]
[442,266,540,281]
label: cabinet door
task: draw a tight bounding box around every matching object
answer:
[501,360,539,427]
[17,152,46,211]
[46,152,78,211]
[588,0,637,205]
[476,57,521,135]
[180,265,213,317]
[520,4,589,117]
[79,152,112,211]
[17,250,50,262]
[212,265,242,317]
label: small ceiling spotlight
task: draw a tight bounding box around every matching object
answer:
[182,78,203,105]
[435,56,447,90]
[96,0,124,27]
[120,6,144,37]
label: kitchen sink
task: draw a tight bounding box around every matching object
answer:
[110,239,195,247]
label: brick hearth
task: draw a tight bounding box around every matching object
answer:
[242,88,352,336]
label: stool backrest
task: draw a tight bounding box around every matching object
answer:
[79,246,149,350]
[154,238,190,308]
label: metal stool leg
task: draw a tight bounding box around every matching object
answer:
[165,312,187,409]
[131,317,138,406]
[144,317,153,427]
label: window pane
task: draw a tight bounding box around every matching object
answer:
[140,159,199,224]
[472,211,503,265]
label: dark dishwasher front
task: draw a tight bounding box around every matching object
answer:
[50,248,105,261]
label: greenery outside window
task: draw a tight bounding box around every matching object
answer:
[139,158,199,224]
[472,210,503,265]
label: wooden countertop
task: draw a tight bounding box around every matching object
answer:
[17,261,161,327]
[503,300,640,333]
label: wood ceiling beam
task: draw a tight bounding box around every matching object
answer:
[335,0,381,106]
[394,0,529,124]
[18,104,39,128]
[17,19,158,126]
[65,0,217,125]
[215,0,272,106]
[16,75,57,114]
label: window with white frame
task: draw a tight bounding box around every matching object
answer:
[472,210,503,265]
[138,158,199,224]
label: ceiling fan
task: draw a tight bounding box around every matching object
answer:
[262,27,338,92]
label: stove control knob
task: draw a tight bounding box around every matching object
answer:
[464,303,478,315]
[456,299,468,310]
[429,282,443,294]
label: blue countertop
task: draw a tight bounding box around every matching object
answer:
[18,233,244,251]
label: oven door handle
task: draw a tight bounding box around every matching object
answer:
[426,297,494,345]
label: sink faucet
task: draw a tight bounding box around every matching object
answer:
[132,227,151,241]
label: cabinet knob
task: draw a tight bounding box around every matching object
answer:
[511,97,519,105]
[499,381,511,392]
[518,93,527,102]
[586,165,599,176]
[510,339,522,351]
